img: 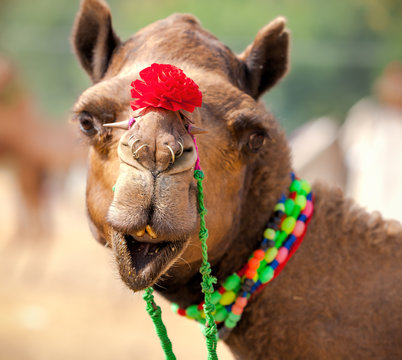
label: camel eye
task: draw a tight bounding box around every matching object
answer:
[248,132,266,152]
[79,112,97,136]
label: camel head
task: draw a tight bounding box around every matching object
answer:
[71,0,291,293]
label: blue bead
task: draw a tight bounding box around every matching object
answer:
[279,194,286,203]
[251,283,258,292]
[242,291,248,297]
[291,172,295,181]
[307,193,312,200]
[225,305,233,312]
[284,235,296,249]
[255,280,261,287]
[262,238,268,245]
[298,214,307,222]
[271,260,279,269]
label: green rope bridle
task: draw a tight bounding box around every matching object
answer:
[142,168,218,360]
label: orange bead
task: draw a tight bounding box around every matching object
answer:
[248,258,260,270]
[235,297,248,308]
[245,268,256,279]
[231,304,243,315]
[254,249,265,260]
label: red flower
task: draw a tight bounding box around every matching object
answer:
[130,63,202,113]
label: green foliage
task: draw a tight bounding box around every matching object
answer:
[0,0,400,130]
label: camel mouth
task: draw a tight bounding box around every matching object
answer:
[111,230,187,291]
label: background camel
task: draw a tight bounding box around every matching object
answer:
[0,55,86,243]
[70,0,402,359]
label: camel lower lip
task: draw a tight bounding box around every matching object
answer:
[111,230,186,291]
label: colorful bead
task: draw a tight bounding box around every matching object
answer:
[264,247,278,263]
[231,304,243,315]
[210,291,222,305]
[245,268,256,279]
[227,312,241,322]
[260,266,274,283]
[276,247,289,264]
[235,296,248,308]
[295,194,307,210]
[275,231,288,247]
[254,249,265,260]
[214,306,228,322]
[274,202,285,213]
[300,179,311,195]
[186,304,200,318]
[248,258,260,270]
[264,228,276,240]
[223,274,241,291]
[177,308,186,316]
[224,318,237,328]
[219,291,236,305]
[284,198,294,215]
[302,200,313,218]
[171,303,179,313]
[290,179,301,193]
[281,216,296,235]
[293,220,306,237]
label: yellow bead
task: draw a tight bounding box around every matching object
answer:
[264,247,278,263]
[219,291,236,305]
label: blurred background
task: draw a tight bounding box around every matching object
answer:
[0,0,401,359]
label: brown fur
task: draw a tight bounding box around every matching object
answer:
[71,1,402,358]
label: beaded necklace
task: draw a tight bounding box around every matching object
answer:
[171,173,314,340]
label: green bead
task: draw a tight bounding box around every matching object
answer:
[219,291,236,305]
[275,231,288,248]
[224,318,237,328]
[186,304,200,318]
[260,266,274,283]
[281,216,296,235]
[264,228,276,240]
[284,199,294,215]
[290,179,301,193]
[214,305,228,322]
[223,274,241,291]
[210,290,222,305]
[257,259,267,272]
[300,179,311,195]
[264,247,278,263]
[291,204,301,219]
[274,202,285,213]
[295,194,307,209]
[171,303,179,313]
[112,185,116,192]
[228,312,241,322]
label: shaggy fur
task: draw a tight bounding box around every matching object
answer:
[71,1,402,358]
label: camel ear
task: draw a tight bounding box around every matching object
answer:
[71,0,120,83]
[239,17,289,99]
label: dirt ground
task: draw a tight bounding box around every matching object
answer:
[0,168,233,360]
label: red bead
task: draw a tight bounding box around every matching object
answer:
[254,249,265,260]
[197,302,204,311]
[289,191,297,200]
[178,308,186,316]
[245,268,256,279]
[218,287,226,294]
[302,201,313,218]
[248,258,260,270]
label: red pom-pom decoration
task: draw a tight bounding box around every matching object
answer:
[130,63,202,113]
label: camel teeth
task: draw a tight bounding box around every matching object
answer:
[145,225,158,239]
[135,229,145,237]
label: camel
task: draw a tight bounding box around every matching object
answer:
[0,56,85,243]
[71,0,402,358]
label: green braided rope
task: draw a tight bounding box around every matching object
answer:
[194,169,219,360]
[143,287,176,360]
[142,169,218,360]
